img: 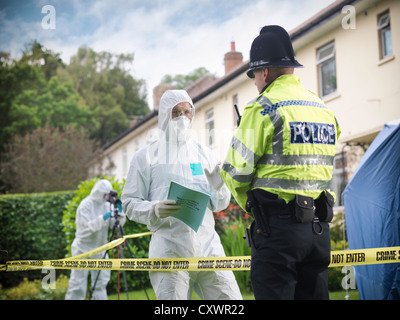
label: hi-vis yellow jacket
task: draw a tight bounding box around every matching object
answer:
[221,74,341,211]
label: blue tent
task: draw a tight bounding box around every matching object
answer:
[343,119,400,300]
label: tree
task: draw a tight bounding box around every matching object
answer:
[161,67,214,89]
[0,125,100,193]
[0,55,46,152]
[1,43,150,150]
[64,47,150,145]
[19,40,65,80]
[5,77,94,139]
[0,42,151,192]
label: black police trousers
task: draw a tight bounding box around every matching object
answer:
[250,215,330,300]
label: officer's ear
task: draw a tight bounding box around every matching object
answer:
[263,68,269,83]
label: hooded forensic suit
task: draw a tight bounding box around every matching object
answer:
[122,90,242,300]
[65,179,125,300]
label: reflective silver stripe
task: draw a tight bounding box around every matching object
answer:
[269,111,284,154]
[223,136,259,184]
[256,94,284,154]
[252,177,331,191]
[258,154,334,166]
[222,162,255,183]
[257,95,273,109]
[230,136,261,164]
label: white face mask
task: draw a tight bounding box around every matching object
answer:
[167,116,191,143]
[173,115,191,128]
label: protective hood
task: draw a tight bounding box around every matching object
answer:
[89,179,113,203]
[72,179,114,255]
[158,90,195,134]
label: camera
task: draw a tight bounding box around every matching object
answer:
[104,190,121,204]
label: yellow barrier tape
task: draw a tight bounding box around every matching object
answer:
[329,246,400,267]
[62,232,153,261]
[3,256,251,272]
[0,231,153,272]
[1,231,399,272]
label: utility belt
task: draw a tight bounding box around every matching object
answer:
[244,189,334,246]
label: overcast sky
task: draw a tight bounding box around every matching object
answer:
[0,0,335,108]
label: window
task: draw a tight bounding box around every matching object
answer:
[205,108,215,147]
[122,147,128,176]
[107,156,115,176]
[316,41,337,98]
[233,94,239,127]
[377,11,392,59]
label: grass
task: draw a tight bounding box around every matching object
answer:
[329,289,360,300]
[108,288,359,300]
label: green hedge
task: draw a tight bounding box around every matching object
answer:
[0,191,75,287]
[1,177,151,295]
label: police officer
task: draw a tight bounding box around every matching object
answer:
[221,25,341,300]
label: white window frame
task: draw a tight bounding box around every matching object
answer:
[205,108,215,147]
[316,41,337,98]
[377,11,392,59]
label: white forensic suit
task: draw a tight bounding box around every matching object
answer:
[122,90,242,300]
[65,179,126,300]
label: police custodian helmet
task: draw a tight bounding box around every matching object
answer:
[247,25,303,78]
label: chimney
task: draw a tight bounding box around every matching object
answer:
[153,82,176,110]
[224,41,243,74]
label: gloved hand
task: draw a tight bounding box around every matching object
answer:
[204,162,224,190]
[154,200,181,219]
[103,212,112,220]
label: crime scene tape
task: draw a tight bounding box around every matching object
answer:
[1,231,399,272]
[61,232,154,261]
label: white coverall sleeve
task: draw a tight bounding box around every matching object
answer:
[206,150,231,212]
[209,181,230,212]
[121,150,160,227]
[76,202,107,235]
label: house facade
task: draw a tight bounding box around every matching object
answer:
[94,0,400,207]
